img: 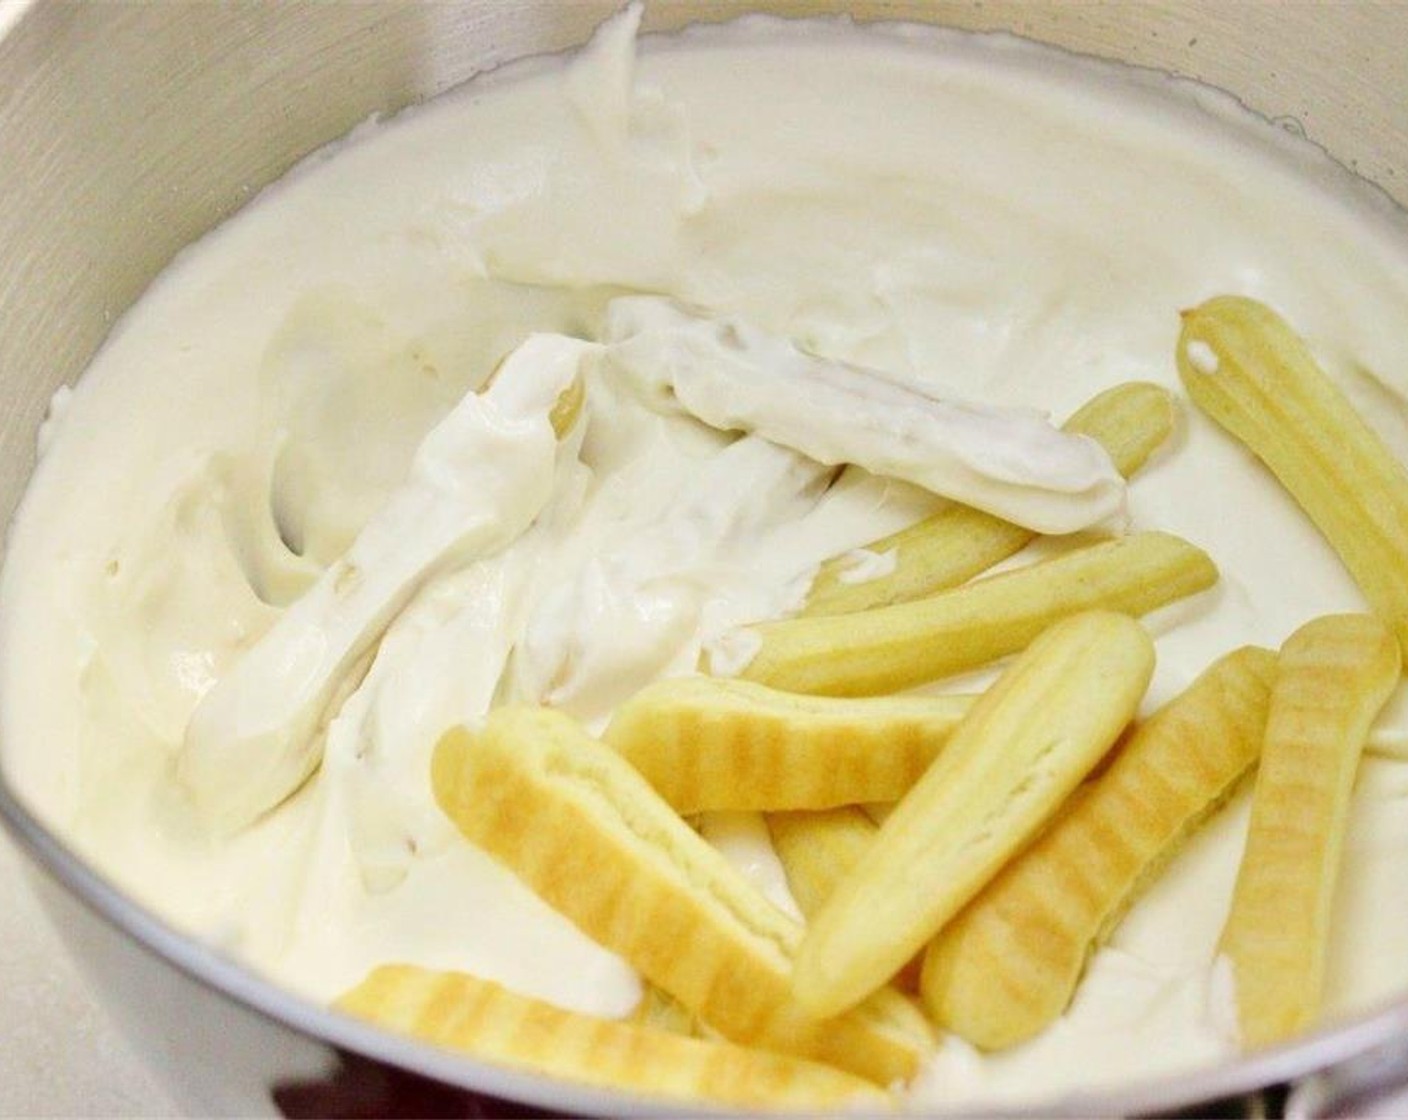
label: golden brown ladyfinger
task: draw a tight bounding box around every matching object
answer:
[1178,296,1408,656]
[739,531,1212,697]
[337,965,888,1108]
[1218,614,1400,1047]
[792,611,1155,1018]
[922,645,1278,1049]
[431,707,933,1085]
[603,676,972,813]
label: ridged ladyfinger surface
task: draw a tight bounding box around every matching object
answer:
[802,381,1177,617]
[792,611,1155,1018]
[922,645,1277,1050]
[1218,613,1400,1047]
[741,531,1213,696]
[1178,296,1408,657]
[431,706,932,1085]
[337,965,888,1109]
[604,676,972,813]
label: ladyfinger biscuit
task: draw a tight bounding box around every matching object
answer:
[337,965,888,1109]
[803,382,1177,617]
[768,807,925,993]
[741,531,1213,697]
[1179,295,1408,656]
[1218,614,1400,1047]
[792,611,1155,1018]
[766,807,879,921]
[431,707,933,1084]
[603,676,973,813]
[922,645,1278,1049]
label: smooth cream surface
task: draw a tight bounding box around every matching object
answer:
[5,5,1408,1107]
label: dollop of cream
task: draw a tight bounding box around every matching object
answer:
[179,334,592,832]
[836,547,899,585]
[604,295,1125,533]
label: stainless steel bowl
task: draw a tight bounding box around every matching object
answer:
[2,2,1407,1115]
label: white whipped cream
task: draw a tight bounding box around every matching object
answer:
[3,6,1408,1109]
[180,334,593,831]
[836,548,899,586]
[603,296,1125,532]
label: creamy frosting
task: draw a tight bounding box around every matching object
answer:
[836,548,898,586]
[3,5,1408,1108]
[602,295,1125,532]
[180,334,594,831]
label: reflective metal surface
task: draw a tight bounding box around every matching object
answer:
[1,1,1406,1114]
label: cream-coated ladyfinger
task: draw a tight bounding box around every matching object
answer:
[802,381,1177,617]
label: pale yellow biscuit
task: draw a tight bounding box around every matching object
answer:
[603,676,972,813]
[1178,295,1408,656]
[1219,613,1400,1047]
[922,645,1277,1049]
[767,807,924,993]
[337,965,888,1109]
[767,806,880,922]
[803,381,1177,617]
[792,611,1155,1018]
[431,707,933,1085]
[741,531,1212,697]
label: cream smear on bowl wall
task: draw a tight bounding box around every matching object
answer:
[3,3,1408,1108]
